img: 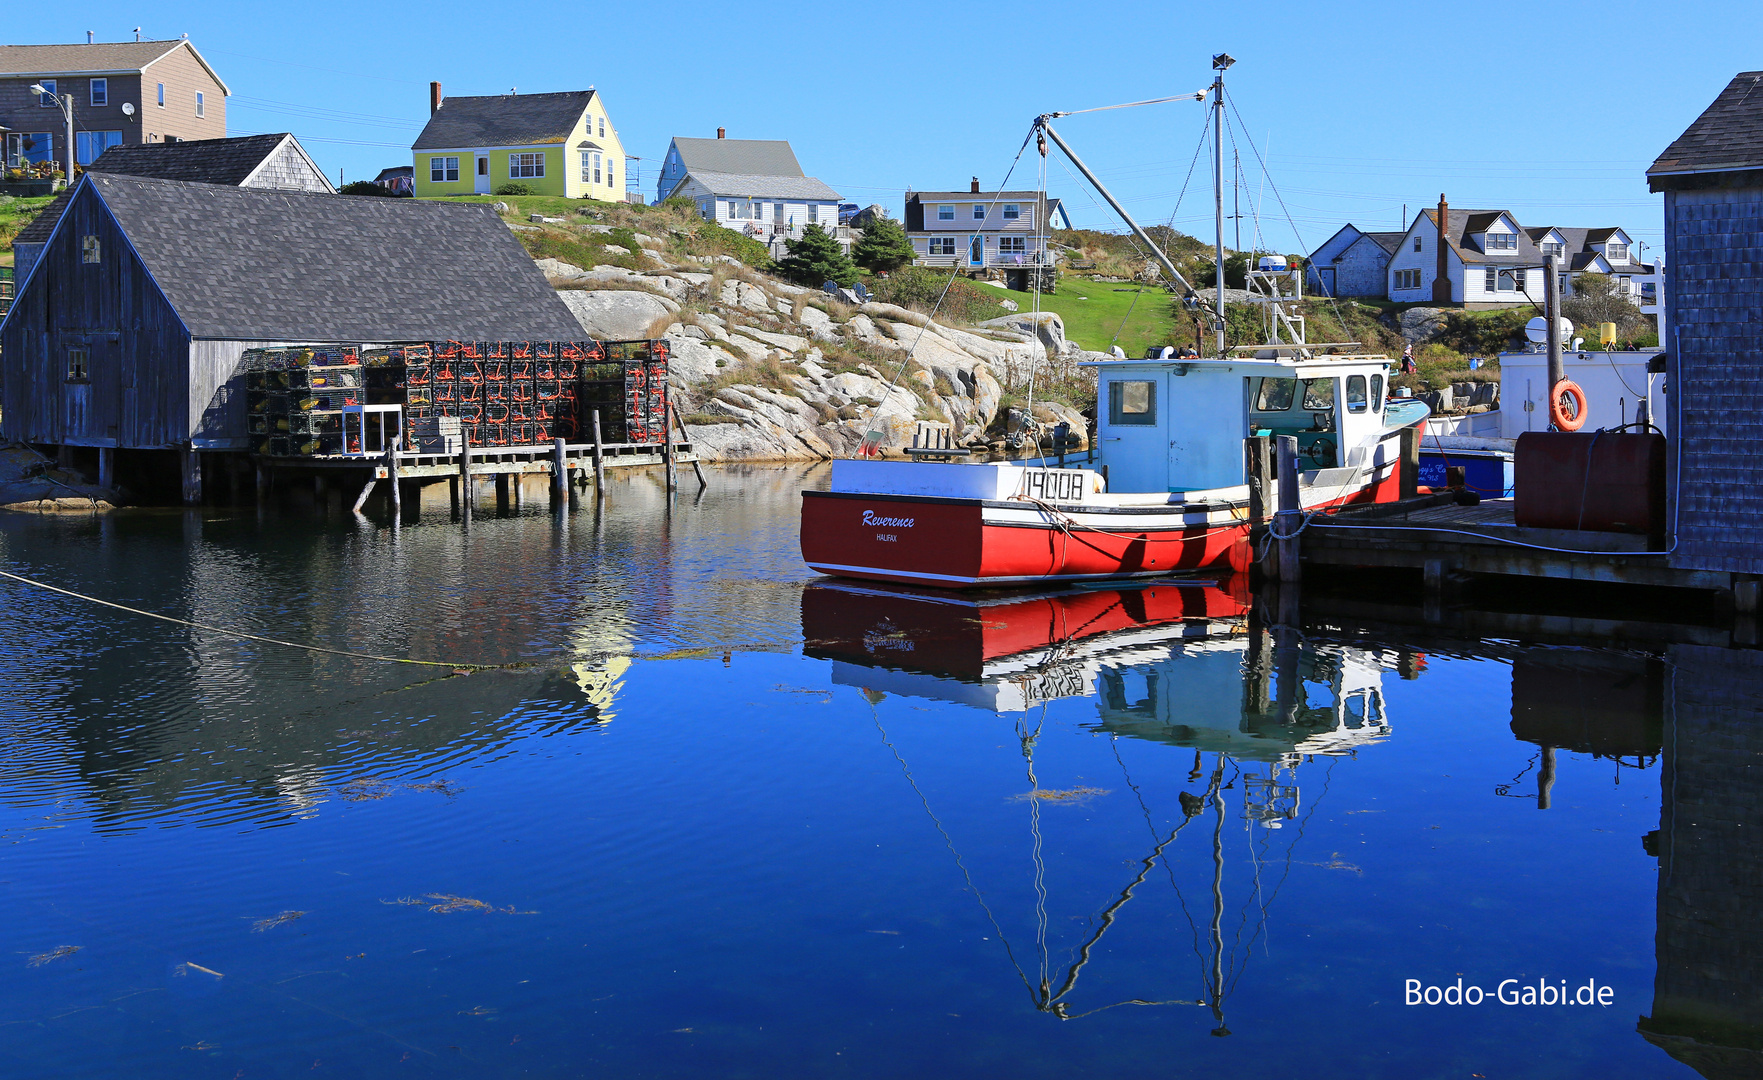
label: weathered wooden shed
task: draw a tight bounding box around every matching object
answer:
[0,172,582,497]
[1648,71,1763,574]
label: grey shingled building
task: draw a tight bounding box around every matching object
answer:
[0,172,580,469]
[1648,72,1763,573]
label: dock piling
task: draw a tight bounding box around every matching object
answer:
[457,437,473,525]
[386,438,401,516]
[670,402,708,491]
[551,438,568,505]
[591,410,606,496]
[1275,436,1301,585]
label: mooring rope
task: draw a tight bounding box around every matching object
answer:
[0,566,519,671]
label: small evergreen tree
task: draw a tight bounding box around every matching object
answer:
[850,216,916,273]
[775,224,860,287]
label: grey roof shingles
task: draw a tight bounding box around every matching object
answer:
[671,137,802,177]
[83,173,583,342]
[683,170,841,201]
[1650,71,1763,176]
[0,40,187,75]
[1426,208,1543,265]
[88,134,293,186]
[414,91,595,151]
[1363,231,1405,254]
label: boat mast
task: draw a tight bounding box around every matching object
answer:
[1211,53,1234,357]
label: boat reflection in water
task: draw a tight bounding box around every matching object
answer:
[801,578,1401,1025]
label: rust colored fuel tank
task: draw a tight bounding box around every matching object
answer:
[1513,431,1665,534]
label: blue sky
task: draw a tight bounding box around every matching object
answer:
[14,0,1760,257]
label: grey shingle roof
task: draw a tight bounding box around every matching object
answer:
[670,137,802,177]
[414,91,595,150]
[89,134,297,186]
[0,40,184,74]
[1363,231,1405,254]
[1427,208,1542,265]
[1650,71,1763,177]
[83,174,583,341]
[683,170,841,201]
[0,39,228,92]
[910,190,1044,201]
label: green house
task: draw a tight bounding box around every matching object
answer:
[412,87,627,201]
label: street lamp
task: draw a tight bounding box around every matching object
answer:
[28,83,74,188]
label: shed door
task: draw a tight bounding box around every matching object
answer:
[54,332,118,445]
[1317,267,1336,296]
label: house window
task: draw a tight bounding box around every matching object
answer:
[1512,268,1526,291]
[67,348,89,382]
[430,156,459,182]
[593,152,602,184]
[1559,273,1570,294]
[972,204,986,220]
[10,132,53,167]
[809,204,819,224]
[1485,267,1497,292]
[1393,268,1421,291]
[90,78,107,107]
[1485,232,1516,251]
[1541,241,1563,257]
[510,152,545,178]
[1108,380,1157,426]
[1607,243,1628,262]
[927,237,956,256]
[1002,203,1020,220]
[598,117,606,138]
[82,236,101,264]
[156,82,165,107]
[1346,374,1368,413]
[196,91,205,117]
[937,205,954,221]
[998,236,1027,255]
[37,79,56,106]
[581,151,593,182]
[1412,236,1421,252]
[606,159,614,187]
[75,131,123,165]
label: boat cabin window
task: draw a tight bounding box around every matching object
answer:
[1301,378,1336,411]
[1254,377,1296,412]
[1370,374,1384,411]
[1108,380,1157,425]
[1346,375,1368,413]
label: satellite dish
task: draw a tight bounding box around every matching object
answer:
[1524,316,1573,345]
[121,102,136,117]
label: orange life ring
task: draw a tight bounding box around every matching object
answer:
[1549,380,1588,432]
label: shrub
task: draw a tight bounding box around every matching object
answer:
[774,224,860,287]
[851,216,916,273]
[338,180,395,197]
[869,266,1007,325]
[495,182,537,196]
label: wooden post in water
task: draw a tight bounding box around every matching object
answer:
[591,409,606,496]
[179,444,202,506]
[495,471,510,512]
[669,402,708,490]
[662,416,677,494]
[448,475,460,515]
[552,438,568,504]
[351,468,375,513]
[1275,435,1301,585]
[97,447,114,492]
[457,436,473,524]
[386,437,401,516]
[1245,435,1272,525]
[255,460,270,505]
[1537,746,1556,810]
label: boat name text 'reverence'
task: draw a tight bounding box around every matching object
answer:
[863,510,916,528]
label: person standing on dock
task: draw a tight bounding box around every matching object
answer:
[1400,344,1417,375]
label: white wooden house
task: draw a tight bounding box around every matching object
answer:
[903,182,1056,289]
[1381,195,1657,307]
[656,133,844,248]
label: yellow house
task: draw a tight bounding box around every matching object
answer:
[411,86,627,201]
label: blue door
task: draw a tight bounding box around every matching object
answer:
[969,235,984,267]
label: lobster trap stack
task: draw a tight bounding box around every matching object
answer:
[581,339,672,444]
[364,344,435,440]
[430,340,605,449]
[243,346,365,457]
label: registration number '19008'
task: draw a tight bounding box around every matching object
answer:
[1018,468,1088,503]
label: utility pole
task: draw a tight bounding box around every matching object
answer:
[1212,52,1235,358]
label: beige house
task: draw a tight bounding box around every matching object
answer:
[1,38,228,174]
[904,182,1054,290]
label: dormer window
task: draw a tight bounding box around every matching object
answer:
[1485,232,1517,251]
[1541,241,1563,257]
[1607,242,1628,262]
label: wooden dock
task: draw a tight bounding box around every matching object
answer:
[1299,495,1748,609]
[265,439,695,480]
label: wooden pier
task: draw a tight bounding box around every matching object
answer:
[1297,495,1754,614]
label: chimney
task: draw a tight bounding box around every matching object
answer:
[430,81,443,115]
[716,127,725,139]
[970,177,981,194]
[1432,192,1452,303]
[87,31,94,45]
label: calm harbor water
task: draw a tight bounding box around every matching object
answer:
[0,464,1750,1078]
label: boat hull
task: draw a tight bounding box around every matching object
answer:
[801,454,1402,589]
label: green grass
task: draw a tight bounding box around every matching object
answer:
[0,195,55,268]
[985,276,1182,355]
